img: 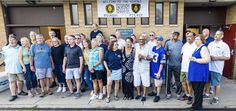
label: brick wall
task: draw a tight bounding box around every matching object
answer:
[0,3,7,48]
[226,4,236,25]
[64,0,184,40]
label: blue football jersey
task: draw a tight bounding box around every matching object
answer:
[150,46,166,80]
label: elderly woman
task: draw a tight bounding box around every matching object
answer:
[188,34,210,110]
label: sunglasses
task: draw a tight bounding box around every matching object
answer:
[149,35,154,36]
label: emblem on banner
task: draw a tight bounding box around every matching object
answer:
[131,4,141,13]
[106,4,114,14]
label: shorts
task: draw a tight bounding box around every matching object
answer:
[91,70,103,80]
[107,69,122,81]
[7,73,24,82]
[209,71,222,86]
[180,72,188,82]
[35,68,52,79]
[154,79,163,87]
[66,68,80,80]
[133,69,150,87]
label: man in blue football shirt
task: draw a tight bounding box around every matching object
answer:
[150,35,166,102]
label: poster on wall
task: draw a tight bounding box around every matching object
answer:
[97,0,149,18]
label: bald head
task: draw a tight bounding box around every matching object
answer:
[202,28,210,37]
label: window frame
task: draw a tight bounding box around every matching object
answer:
[127,18,135,25]
[113,18,121,25]
[169,2,178,25]
[155,2,164,25]
[84,3,93,25]
[99,18,107,25]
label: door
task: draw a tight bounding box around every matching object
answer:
[222,24,236,79]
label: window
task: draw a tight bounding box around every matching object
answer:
[155,2,163,25]
[84,3,93,25]
[70,4,79,25]
[141,17,149,25]
[169,2,178,24]
[113,18,121,25]
[99,18,107,25]
[127,18,135,25]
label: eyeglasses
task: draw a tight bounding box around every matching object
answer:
[149,35,154,36]
[114,44,119,46]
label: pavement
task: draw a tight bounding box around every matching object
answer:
[0,77,236,110]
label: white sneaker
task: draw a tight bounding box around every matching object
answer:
[98,93,103,100]
[90,93,98,100]
[103,86,106,95]
[62,87,66,93]
[56,87,62,92]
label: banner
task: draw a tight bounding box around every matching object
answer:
[97,0,149,18]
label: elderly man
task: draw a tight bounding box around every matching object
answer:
[30,34,54,97]
[1,34,27,101]
[208,30,230,105]
[165,31,183,100]
[133,33,153,102]
[115,31,126,50]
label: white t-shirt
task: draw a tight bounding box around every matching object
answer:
[208,40,230,74]
[133,43,153,71]
[147,41,156,50]
[181,42,197,72]
[117,38,126,50]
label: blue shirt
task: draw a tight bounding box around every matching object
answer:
[90,30,103,40]
[103,49,123,70]
[165,40,183,66]
[30,44,52,68]
[205,36,214,46]
[1,45,22,74]
[99,43,108,54]
[188,45,209,82]
[150,46,166,80]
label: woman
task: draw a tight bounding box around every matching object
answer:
[122,37,135,100]
[96,34,108,95]
[19,37,38,97]
[188,34,210,110]
[51,37,66,93]
[104,40,123,103]
[82,38,94,95]
[89,39,104,100]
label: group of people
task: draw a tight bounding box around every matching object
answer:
[0,23,230,110]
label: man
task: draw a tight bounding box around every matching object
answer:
[90,23,103,40]
[30,34,54,97]
[165,31,183,99]
[133,33,153,102]
[148,31,158,97]
[150,35,166,102]
[202,28,214,47]
[63,35,83,97]
[180,32,197,104]
[1,34,27,101]
[45,31,57,88]
[75,34,84,50]
[202,28,215,98]
[208,30,230,105]
[115,31,126,50]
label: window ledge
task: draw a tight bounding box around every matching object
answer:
[113,25,122,27]
[71,25,79,28]
[127,25,135,27]
[84,25,93,28]
[141,25,150,27]
[155,25,164,27]
[99,25,108,28]
[169,24,178,27]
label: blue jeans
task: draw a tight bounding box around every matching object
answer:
[84,65,93,91]
[53,64,66,84]
[24,64,38,90]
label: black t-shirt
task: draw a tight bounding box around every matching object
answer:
[64,45,83,68]
[90,30,103,40]
[51,45,64,65]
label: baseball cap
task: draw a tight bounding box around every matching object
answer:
[156,35,164,41]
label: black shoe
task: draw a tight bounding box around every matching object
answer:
[18,91,28,96]
[187,96,193,104]
[49,81,57,88]
[135,95,141,100]
[9,95,18,102]
[141,96,146,102]
[73,88,77,92]
[81,89,86,93]
[153,96,160,102]
[148,92,157,96]
[180,94,188,101]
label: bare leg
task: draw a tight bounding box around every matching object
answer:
[17,80,24,93]
[9,81,17,96]
[114,80,120,97]
[98,80,103,94]
[76,79,81,93]
[40,79,45,93]
[92,79,98,94]
[107,80,112,97]
[66,79,73,93]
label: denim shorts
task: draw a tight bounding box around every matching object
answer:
[209,71,222,86]
[35,68,52,79]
